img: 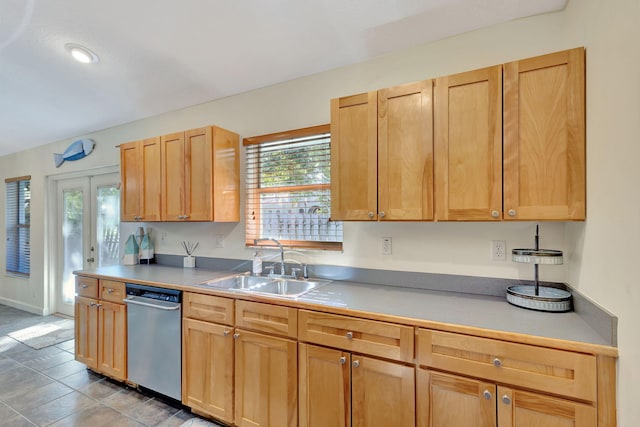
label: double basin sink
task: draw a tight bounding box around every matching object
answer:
[201,273,331,299]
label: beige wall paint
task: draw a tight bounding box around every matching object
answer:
[1,0,637,423]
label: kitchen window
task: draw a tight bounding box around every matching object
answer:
[244,125,342,250]
[5,176,31,276]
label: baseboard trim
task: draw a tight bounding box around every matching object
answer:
[0,297,45,315]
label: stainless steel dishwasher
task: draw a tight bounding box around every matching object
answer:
[124,283,182,401]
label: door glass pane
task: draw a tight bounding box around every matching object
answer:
[96,184,120,267]
[62,189,83,304]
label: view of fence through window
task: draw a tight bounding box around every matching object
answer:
[245,127,343,249]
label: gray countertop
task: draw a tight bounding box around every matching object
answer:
[76,264,614,350]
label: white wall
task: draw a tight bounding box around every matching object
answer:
[1,0,638,423]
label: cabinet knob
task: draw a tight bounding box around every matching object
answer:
[352,360,360,368]
[233,332,240,340]
[135,216,142,221]
[368,212,375,219]
[502,395,511,405]
[223,330,230,337]
[379,211,386,218]
[507,209,516,217]
[491,210,500,218]
[95,303,102,308]
[483,390,492,400]
[339,356,347,365]
[107,288,114,294]
[346,331,354,339]
[493,358,503,368]
[82,285,88,289]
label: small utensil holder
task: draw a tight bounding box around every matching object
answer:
[183,256,196,268]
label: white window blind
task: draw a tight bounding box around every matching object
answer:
[245,125,343,250]
[5,176,31,276]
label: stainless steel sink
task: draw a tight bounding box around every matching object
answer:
[201,274,330,298]
[201,274,274,290]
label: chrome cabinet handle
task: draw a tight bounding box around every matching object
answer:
[483,390,492,400]
[491,210,500,218]
[493,358,503,368]
[346,331,353,339]
[339,356,347,365]
[502,395,511,405]
[507,209,516,217]
[367,212,374,219]
[379,211,386,218]
[352,360,360,368]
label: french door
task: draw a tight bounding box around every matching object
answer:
[55,173,120,316]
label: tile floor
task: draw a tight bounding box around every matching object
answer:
[0,304,225,427]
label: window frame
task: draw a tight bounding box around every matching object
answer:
[5,175,31,277]
[243,124,342,251]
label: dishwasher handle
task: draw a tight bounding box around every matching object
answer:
[124,296,181,311]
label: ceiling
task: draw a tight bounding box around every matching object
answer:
[0,0,567,156]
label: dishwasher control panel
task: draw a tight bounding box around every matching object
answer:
[125,283,181,303]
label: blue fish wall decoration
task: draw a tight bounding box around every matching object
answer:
[54,139,95,168]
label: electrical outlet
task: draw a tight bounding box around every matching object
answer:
[381,237,392,255]
[491,240,506,261]
[215,234,225,248]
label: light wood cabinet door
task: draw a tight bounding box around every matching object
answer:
[234,329,297,427]
[211,126,240,222]
[435,66,502,221]
[161,131,186,221]
[299,344,350,427]
[378,80,434,221]
[331,92,378,220]
[417,370,495,427]
[182,318,234,423]
[74,296,98,370]
[351,355,415,427]
[185,127,213,221]
[504,47,586,220]
[497,386,596,427]
[120,137,161,221]
[97,300,127,381]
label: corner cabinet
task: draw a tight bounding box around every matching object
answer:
[503,47,586,220]
[120,137,162,222]
[161,126,240,222]
[74,277,127,381]
[331,80,434,221]
[416,328,613,427]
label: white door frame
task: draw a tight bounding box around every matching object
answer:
[46,166,118,316]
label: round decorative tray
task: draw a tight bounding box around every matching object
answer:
[506,285,572,312]
[511,249,563,264]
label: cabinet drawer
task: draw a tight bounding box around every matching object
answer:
[184,292,234,325]
[417,329,597,402]
[235,300,297,338]
[75,276,98,298]
[99,280,126,304]
[298,310,414,363]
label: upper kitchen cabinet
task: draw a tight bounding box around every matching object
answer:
[434,66,502,221]
[503,47,586,221]
[120,137,162,222]
[161,126,240,222]
[331,80,433,221]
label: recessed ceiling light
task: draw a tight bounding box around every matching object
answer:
[65,43,99,64]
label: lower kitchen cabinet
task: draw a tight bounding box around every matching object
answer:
[182,318,234,423]
[74,295,127,381]
[234,329,298,427]
[299,343,415,427]
[417,370,596,427]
